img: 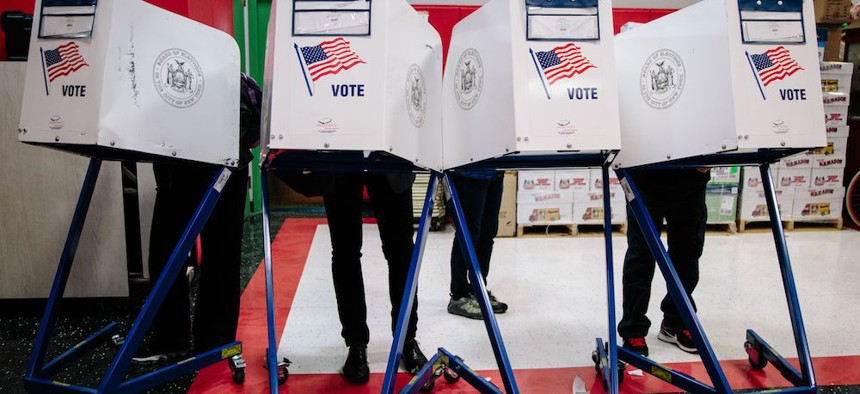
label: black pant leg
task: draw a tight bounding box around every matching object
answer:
[193,165,249,351]
[323,176,370,347]
[475,175,503,283]
[660,180,708,330]
[366,175,419,340]
[617,182,666,339]
[148,161,210,352]
[448,175,489,299]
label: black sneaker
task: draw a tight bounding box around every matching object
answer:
[342,345,370,384]
[622,337,649,357]
[487,291,508,314]
[658,322,698,354]
[447,296,482,319]
[401,339,428,374]
[131,347,187,365]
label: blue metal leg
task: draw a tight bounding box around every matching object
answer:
[617,347,716,393]
[261,163,282,393]
[400,348,504,394]
[614,169,732,394]
[116,342,243,393]
[98,167,234,392]
[382,172,440,393]
[758,163,816,388]
[600,165,619,394]
[26,158,103,379]
[41,323,119,378]
[446,174,519,394]
[400,351,443,394]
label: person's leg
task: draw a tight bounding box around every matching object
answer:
[475,175,503,283]
[323,176,370,347]
[448,175,488,299]
[617,180,666,348]
[144,162,209,357]
[660,181,708,331]
[193,164,249,352]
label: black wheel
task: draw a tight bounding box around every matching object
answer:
[592,350,601,375]
[430,218,442,232]
[420,378,435,392]
[278,363,289,385]
[232,367,245,384]
[744,341,768,370]
[443,368,460,383]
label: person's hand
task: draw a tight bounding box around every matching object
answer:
[696,167,709,173]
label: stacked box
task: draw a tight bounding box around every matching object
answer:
[497,172,517,237]
[706,167,740,223]
[793,187,845,220]
[517,170,572,226]
[740,187,795,221]
[570,168,626,225]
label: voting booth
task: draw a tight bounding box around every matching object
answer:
[19,0,240,165]
[442,0,621,169]
[612,0,825,169]
[262,0,443,171]
[259,1,443,391]
[595,2,822,393]
[21,1,244,393]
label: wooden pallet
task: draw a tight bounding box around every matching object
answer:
[786,217,843,231]
[707,222,737,234]
[737,219,790,233]
[516,222,627,237]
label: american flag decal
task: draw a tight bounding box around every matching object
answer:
[750,46,803,87]
[300,38,365,82]
[534,43,596,85]
[43,42,88,82]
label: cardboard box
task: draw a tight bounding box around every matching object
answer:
[518,170,555,192]
[555,170,590,192]
[572,201,626,225]
[793,197,843,219]
[825,105,848,127]
[517,203,573,225]
[780,154,813,170]
[740,188,794,220]
[742,166,766,192]
[776,168,812,190]
[589,168,622,192]
[706,184,739,223]
[497,171,517,237]
[807,137,848,157]
[820,62,853,96]
[812,153,847,169]
[823,25,843,62]
[826,125,850,138]
[814,0,852,24]
[517,190,574,205]
[811,168,845,188]
[796,186,846,200]
[573,189,625,204]
[709,166,741,184]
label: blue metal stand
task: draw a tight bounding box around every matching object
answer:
[597,156,816,394]
[23,158,243,394]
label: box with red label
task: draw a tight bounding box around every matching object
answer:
[588,168,622,192]
[779,154,813,170]
[792,197,843,220]
[572,201,626,225]
[573,188,625,204]
[740,188,794,220]
[742,166,766,192]
[808,137,848,157]
[812,154,847,169]
[810,168,844,188]
[776,168,811,190]
[796,186,845,200]
[516,203,573,225]
[517,190,574,205]
[820,62,853,96]
[824,105,848,127]
[826,126,849,138]
[555,170,590,192]
[517,170,555,192]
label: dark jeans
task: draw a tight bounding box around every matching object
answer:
[448,173,504,300]
[323,174,418,347]
[148,161,248,353]
[617,171,708,339]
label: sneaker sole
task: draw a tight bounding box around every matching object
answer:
[657,331,698,354]
[447,306,483,320]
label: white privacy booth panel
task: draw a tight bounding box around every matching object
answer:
[612,0,825,169]
[19,0,240,166]
[263,0,444,171]
[442,0,621,170]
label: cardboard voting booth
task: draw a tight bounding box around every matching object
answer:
[262,0,443,171]
[18,0,240,166]
[612,0,825,169]
[442,0,621,170]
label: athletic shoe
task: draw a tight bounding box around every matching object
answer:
[402,339,428,374]
[658,322,698,354]
[487,291,508,314]
[342,345,369,384]
[622,337,649,357]
[447,296,482,320]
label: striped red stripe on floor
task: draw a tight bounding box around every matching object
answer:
[189,218,860,393]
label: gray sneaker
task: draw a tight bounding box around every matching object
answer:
[447,296,482,320]
[487,291,508,314]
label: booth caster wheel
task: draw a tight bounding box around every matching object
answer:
[229,355,247,384]
[264,355,291,385]
[442,355,463,383]
[592,347,624,391]
[420,378,435,392]
[430,218,443,232]
[110,335,124,357]
[744,341,768,370]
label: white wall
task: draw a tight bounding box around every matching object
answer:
[408,0,702,8]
